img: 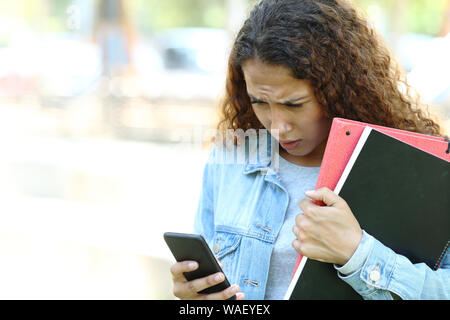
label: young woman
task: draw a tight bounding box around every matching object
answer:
[169,0,449,300]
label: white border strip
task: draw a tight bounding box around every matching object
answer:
[283,256,308,300]
[334,126,372,194]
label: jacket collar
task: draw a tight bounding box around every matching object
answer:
[242,132,280,175]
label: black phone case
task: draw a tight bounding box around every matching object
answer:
[164,232,236,299]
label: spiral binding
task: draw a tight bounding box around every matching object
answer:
[434,240,450,270]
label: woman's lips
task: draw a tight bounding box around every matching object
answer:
[280,139,302,150]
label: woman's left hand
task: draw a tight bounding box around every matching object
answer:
[292,187,363,266]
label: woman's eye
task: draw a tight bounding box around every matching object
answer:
[285,103,304,108]
[250,101,267,106]
[250,101,304,108]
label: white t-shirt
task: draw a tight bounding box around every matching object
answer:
[264,156,320,299]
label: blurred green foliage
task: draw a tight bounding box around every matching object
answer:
[403,0,448,35]
[132,0,449,36]
[355,0,448,35]
[133,0,225,32]
[0,0,448,36]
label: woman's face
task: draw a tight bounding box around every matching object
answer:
[242,59,332,166]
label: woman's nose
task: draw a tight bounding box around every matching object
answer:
[271,107,293,136]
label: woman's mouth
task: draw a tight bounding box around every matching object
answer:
[279,139,302,150]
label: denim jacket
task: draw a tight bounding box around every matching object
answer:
[193,133,450,300]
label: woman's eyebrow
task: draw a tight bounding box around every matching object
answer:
[248,94,309,104]
[280,95,309,104]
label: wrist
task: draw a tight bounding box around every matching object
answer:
[335,230,373,275]
[337,229,363,266]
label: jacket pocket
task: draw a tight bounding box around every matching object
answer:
[212,226,243,284]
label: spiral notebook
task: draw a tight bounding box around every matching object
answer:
[285,126,450,300]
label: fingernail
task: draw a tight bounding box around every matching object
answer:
[305,190,316,196]
[231,285,239,293]
[215,273,224,282]
[188,262,198,270]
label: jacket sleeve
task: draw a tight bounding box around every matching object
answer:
[192,146,218,245]
[334,231,450,300]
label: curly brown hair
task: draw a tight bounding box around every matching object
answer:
[216,0,445,145]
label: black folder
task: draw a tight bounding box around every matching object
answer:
[287,127,450,300]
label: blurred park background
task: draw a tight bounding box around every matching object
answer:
[0,0,449,299]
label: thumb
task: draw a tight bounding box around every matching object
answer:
[305,187,342,207]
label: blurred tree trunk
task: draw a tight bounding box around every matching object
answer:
[93,0,136,77]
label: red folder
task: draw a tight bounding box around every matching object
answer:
[292,117,450,274]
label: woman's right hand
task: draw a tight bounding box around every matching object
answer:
[170,261,245,300]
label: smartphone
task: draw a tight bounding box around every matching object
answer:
[164,232,236,300]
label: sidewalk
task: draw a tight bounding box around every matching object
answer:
[0,134,210,298]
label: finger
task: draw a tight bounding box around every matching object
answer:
[292,239,314,258]
[298,198,321,218]
[182,272,226,295]
[170,261,198,282]
[298,198,314,212]
[292,224,299,237]
[305,187,342,207]
[292,239,303,254]
[295,213,310,231]
[293,216,309,242]
[236,292,245,300]
[201,284,241,300]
